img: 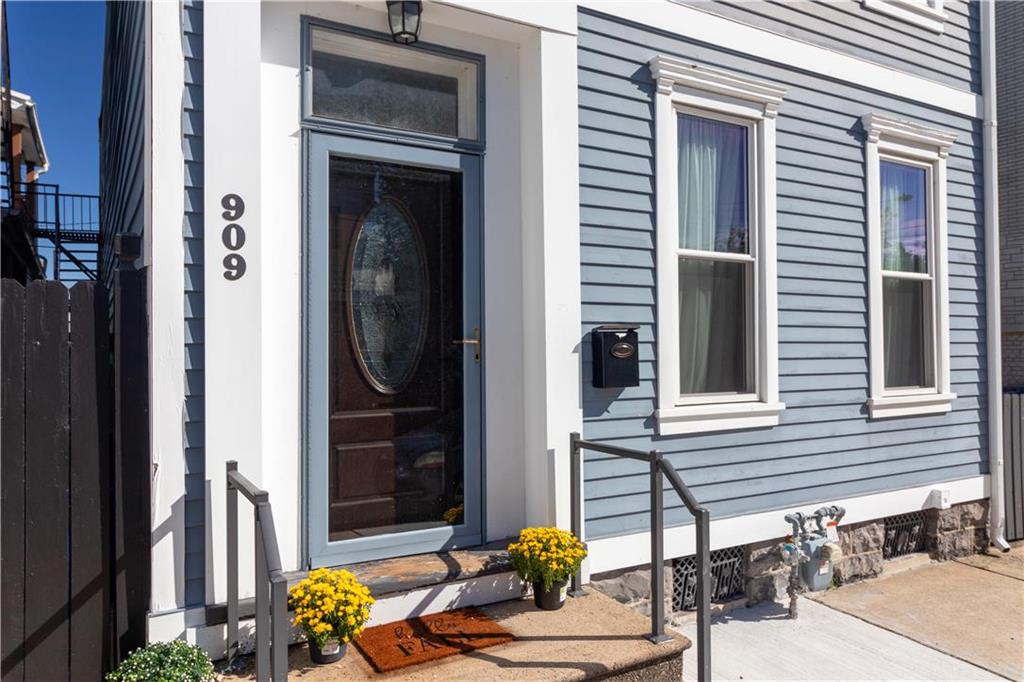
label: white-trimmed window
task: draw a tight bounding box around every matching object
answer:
[863,113,957,418]
[649,56,786,435]
[862,0,947,33]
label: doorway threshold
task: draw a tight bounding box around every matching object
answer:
[205,540,514,626]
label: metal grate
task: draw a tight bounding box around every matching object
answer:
[883,511,928,558]
[672,545,745,611]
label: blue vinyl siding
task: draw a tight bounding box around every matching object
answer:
[578,8,988,541]
[678,0,981,94]
[99,0,146,286]
[183,0,206,607]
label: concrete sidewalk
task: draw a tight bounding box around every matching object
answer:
[815,544,1024,680]
[673,596,1000,681]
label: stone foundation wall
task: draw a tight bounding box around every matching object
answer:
[590,499,990,612]
[927,499,989,560]
[589,563,673,618]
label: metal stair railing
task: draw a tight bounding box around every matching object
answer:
[569,432,711,682]
[12,182,101,282]
[226,461,288,681]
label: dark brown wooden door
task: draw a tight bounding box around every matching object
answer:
[327,157,466,542]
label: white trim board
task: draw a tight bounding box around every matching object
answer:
[585,475,989,575]
[147,0,187,614]
[579,0,981,120]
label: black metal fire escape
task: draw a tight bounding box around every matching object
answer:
[16,182,102,282]
[1,0,101,283]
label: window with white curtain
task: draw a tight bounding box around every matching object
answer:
[677,113,753,398]
[863,113,957,418]
[650,56,786,435]
[862,0,947,33]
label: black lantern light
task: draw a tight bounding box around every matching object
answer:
[386,1,422,45]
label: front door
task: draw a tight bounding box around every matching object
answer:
[306,134,482,566]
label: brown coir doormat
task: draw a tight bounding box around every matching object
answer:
[352,607,514,673]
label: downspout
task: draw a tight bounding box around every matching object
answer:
[981,0,1011,552]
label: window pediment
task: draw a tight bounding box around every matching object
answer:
[862,113,957,158]
[648,55,787,119]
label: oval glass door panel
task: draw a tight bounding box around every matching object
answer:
[328,156,465,543]
[347,200,427,393]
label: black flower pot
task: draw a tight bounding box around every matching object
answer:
[309,638,346,665]
[533,579,567,610]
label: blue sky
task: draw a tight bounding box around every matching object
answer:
[7,0,105,194]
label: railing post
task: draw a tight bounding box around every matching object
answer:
[696,508,712,682]
[255,505,270,682]
[647,450,671,644]
[53,187,62,281]
[226,462,239,665]
[569,432,585,597]
[270,575,288,681]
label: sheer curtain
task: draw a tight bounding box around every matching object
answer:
[883,279,928,387]
[677,114,749,395]
[880,161,931,388]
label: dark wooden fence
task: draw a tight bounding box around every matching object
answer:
[1005,392,1024,542]
[1,255,150,681]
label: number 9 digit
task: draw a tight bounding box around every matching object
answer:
[223,254,247,281]
[221,193,245,221]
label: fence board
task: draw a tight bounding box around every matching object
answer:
[113,265,150,659]
[2,278,122,680]
[1007,394,1024,542]
[23,281,71,681]
[1,280,26,682]
[69,282,113,676]
[1009,395,1016,541]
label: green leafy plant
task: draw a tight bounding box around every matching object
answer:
[106,640,214,682]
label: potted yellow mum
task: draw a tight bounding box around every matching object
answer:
[507,527,587,610]
[289,567,374,664]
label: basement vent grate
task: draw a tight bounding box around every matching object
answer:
[671,545,745,612]
[883,511,928,558]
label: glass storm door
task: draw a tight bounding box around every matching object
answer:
[306,134,482,566]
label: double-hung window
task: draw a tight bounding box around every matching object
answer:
[862,0,947,33]
[863,114,957,418]
[650,57,786,435]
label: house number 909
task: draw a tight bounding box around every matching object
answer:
[221,193,247,281]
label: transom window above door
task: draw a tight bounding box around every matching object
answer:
[307,23,481,141]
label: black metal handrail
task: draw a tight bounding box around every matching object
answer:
[569,432,711,682]
[226,461,288,681]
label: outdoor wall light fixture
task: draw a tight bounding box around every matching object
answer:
[387,0,422,44]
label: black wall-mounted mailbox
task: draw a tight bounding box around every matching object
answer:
[591,325,640,388]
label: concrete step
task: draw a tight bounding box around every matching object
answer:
[222,590,689,681]
[208,542,518,634]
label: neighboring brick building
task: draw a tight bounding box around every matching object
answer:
[998,2,1024,389]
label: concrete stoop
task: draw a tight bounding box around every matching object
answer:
[221,590,689,681]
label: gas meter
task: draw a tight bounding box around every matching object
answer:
[779,505,846,617]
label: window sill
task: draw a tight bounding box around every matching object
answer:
[867,392,956,419]
[655,401,785,435]
[862,0,946,33]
